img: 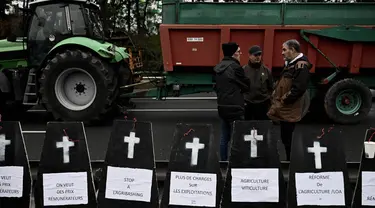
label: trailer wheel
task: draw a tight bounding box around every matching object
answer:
[301,90,311,119]
[324,78,372,124]
[39,49,117,124]
[0,92,7,119]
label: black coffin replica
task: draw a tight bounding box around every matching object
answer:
[161,123,223,208]
[97,120,159,207]
[288,126,352,208]
[0,121,32,208]
[221,120,286,208]
[352,128,375,207]
[34,122,97,208]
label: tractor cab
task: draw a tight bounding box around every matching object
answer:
[0,0,138,123]
[27,0,105,67]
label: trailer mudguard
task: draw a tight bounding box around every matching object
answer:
[48,37,129,63]
[0,72,11,93]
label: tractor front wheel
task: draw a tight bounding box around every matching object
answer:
[324,78,372,124]
[39,49,117,124]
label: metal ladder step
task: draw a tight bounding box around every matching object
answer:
[22,69,39,105]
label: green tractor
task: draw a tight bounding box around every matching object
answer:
[0,0,135,123]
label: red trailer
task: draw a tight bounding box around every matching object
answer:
[157,23,375,124]
[160,25,375,75]
[150,1,375,125]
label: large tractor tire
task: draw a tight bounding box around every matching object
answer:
[324,78,372,124]
[39,49,118,124]
[301,89,311,119]
[113,63,136,109]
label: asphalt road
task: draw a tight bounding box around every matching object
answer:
[10,93,375,208]
[18,93,375,163]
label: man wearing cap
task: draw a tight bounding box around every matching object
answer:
[243,45,273,120]
[214,42,250,161]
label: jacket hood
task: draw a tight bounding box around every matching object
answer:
[286,53,313,69]
[297,54,313,70]
[214,57,240,73]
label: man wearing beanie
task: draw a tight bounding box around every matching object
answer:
[242,45,273,120]
[214,42,250,161]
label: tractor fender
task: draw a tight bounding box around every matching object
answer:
[48,37,129,63]
[0,72,11,93]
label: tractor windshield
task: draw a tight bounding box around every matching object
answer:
[27,3,69,66]
[84,7,104,40]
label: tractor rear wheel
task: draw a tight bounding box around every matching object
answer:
[115,64,135,108]
[324,78,372,124]
[301,89,311,119]
[39,49,117,124]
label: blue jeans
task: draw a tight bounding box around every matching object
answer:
[220,120,231,161]
[220,116,244,161]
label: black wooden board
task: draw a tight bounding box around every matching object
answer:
[221,120,286,208]
[0,121,32,208]
[34,122,97,208]
[160,123,223,208]
[97,120,159,207]
[288,125,352,208]
[352,128,375,207]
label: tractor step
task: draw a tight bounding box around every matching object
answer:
[22,68,39,105]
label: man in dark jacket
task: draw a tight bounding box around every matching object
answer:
[267,39,311,161]
[214,42,250,161]
[243,45,273,120]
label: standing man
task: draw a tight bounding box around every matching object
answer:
[214,42,250,161]
[243,45,273,120]
[267,39,311,161]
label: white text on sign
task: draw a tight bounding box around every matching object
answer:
[0,166,24,198]
[105,166,153,202]
[186,37,204,42]
[43,172,88,206]
[295,171,345,206]
[231,168,279,202]
[169,171,217,207]
[361,171,375,206]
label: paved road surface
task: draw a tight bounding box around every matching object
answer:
[19,93,375,163]
[16,93,375,208]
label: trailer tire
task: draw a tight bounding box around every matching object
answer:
[39,49,117,124]
[0,92,7,119]
[324,78,372,124]
[301,90,311,119]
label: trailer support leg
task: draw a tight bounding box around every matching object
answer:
[300,30,340,84]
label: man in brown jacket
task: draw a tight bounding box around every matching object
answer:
[243,45,273,120]
[267,39,311,161]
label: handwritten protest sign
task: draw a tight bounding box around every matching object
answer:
[169,171,217,207]
[43,172,88,206]
[295,172,345,206]
[231,168,279,202]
